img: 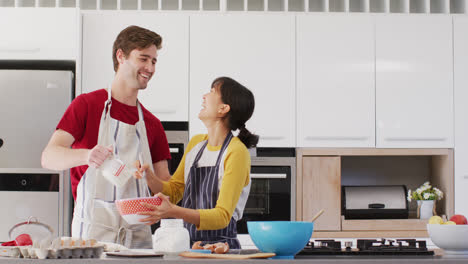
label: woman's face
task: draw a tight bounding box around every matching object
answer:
[198,83,226,121]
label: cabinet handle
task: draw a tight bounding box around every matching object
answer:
[251,173,287,179]
[384,137,446,141]
[261,136,285,140]
[0,47,41,53]
[463,175,468,179]
[305,136,369,141]
[150,109,177,114]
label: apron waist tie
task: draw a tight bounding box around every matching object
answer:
[74,215,147,247]
[117,225,148,247]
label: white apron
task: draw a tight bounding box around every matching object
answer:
[71,88,154,248]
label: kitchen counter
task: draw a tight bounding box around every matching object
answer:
[1,251,468,264]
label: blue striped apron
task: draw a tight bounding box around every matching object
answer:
[181,132,241,249]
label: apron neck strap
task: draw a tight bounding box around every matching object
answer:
[193,132,233,167]
[104,86,145,158]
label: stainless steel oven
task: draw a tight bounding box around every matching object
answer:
[150,122,188,233]
[237,148,296,234]
[162,122,189,175]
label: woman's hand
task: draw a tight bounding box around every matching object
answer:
[133,160,152,179]
[138,193,174,225]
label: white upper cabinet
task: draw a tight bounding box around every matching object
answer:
[375,15,453,148]
[81,13,189,121]
[0,8,77,60]
[189,14,295,147]
[454,16,468,216]
[297,15,375,148]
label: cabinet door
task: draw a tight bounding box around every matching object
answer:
[81,13,189,121]
[454,17,468,216]
[0,8,76,60]
[302,156,341,231]
[189,14,295,147]
[376,15,453,148]
[297,15,375,148]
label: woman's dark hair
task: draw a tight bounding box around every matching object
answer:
[212,77,259,148]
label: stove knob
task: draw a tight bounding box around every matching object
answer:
[345,241,353,248]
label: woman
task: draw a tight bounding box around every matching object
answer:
[135,76,258,249]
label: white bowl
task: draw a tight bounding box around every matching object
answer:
[427,224,468,255]
[121,214,148,225]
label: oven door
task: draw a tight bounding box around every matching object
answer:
[237,165,292,234]
[168,143,184,175]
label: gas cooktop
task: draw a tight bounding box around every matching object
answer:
[297,238,434,256]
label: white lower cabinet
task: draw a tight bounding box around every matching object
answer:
[454,16,468,216]
[297,15,375,148]
[375,15,453,148]
[81,13,189,121]
[189,14,295,147]
[0,8,77,60]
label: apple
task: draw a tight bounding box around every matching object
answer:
[428,215,444,225]
[449,214,468,225]
[443,221,456,225]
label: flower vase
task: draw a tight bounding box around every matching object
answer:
[417,200,436,219]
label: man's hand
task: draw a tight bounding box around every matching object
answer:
[87,145,112,168]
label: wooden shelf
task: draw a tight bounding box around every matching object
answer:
[341,217,427,231]
[297,148,454,238]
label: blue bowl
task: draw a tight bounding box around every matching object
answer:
[247,221,313,259]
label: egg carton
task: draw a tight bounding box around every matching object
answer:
[1,245,104,259]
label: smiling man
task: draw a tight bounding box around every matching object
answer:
[41,26,171,248]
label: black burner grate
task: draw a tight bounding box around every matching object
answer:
[297,238,434,256]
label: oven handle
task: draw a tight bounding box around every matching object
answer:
[169,148,179,153]
[250,173,287,179]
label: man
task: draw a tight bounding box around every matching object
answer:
[41,25,171,248]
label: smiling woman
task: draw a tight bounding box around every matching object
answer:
[135,76,259,249]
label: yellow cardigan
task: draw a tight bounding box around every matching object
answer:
[161,134,251,230]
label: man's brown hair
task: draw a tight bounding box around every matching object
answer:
[112,25,162,72]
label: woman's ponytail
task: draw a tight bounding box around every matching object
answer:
[238,125,259,149]
[212,76,259,148]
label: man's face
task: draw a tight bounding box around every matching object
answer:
[117,45,158,90]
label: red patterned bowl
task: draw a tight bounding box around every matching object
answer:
[115,197,162,225]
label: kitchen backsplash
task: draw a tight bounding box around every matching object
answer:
[0,0,467,14]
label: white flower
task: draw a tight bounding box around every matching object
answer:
[407,190,412,202]
[434,187,444,200]
[416,188,422,194]
[423,193,431,200]
[423,181,430,186]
